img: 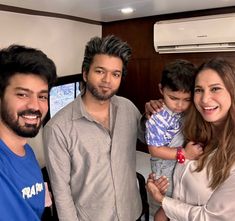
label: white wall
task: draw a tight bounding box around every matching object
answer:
[0,10,101,76]
[0,10,102,167]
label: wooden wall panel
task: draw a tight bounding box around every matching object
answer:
[102,7,235,152]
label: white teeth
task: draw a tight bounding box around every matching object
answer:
[204,107,216,110]
[23,115,37,119]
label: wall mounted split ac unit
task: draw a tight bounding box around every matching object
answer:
[154,13,235,54]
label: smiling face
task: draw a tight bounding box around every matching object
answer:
[0,73,49,137]
[83,54,122,101]
[194,69,231,126]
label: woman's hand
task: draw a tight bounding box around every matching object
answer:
[145,99,164,119]
[154,175,169,195]
[146,173,168,203]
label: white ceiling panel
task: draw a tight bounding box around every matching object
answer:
[0,0,234,22]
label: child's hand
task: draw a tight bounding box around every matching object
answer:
[184,141,203,160]
[145,99,164,119]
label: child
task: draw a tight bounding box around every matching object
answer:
[145,59,203,221]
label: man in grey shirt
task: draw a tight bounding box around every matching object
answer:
[43,35,145,221]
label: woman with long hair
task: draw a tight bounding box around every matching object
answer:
[147,57,235,221]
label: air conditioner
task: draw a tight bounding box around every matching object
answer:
[154,13,235,54]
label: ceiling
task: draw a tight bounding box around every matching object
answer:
[0,0,235,22]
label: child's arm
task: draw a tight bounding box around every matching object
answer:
[149,141,203,161]
[148,145,179,160]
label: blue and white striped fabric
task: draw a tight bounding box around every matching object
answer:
[145,105,184,197]
[145,106,183,147]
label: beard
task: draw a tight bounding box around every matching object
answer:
[86,81,118,101]
[1,100,43,138]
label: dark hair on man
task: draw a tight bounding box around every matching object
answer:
[81,35,131,78]
[0,44,57,98]
[160,59,196,93]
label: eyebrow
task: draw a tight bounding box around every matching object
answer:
[195,83,222,87]
[96,66,122,73]
[209,83,223,87]
[15,87,48,94]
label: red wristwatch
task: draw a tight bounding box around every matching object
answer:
[177,146,185,164]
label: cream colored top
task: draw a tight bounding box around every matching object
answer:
[162,159,235,221]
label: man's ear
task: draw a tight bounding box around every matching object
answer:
[82,71,87,82]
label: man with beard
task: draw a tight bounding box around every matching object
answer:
[0,45,57,220]
[43,35,146,221]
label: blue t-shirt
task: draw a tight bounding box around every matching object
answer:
[0,139,45,221]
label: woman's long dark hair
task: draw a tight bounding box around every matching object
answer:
[183,57,235,189]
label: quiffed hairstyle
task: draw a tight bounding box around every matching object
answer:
[161,59,196,93]
[81,35,131,78]
[184,57,235,190]
[0,44,57,98]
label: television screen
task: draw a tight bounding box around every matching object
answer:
[76,82,81,97]
[43,74,83,124]
[49,82,75,118]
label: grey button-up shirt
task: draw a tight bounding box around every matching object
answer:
[43,95,145,221]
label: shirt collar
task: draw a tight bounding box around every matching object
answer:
[71,95,119,121]
[164,104,183,118]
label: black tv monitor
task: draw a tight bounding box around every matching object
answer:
[44,73,83,124]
